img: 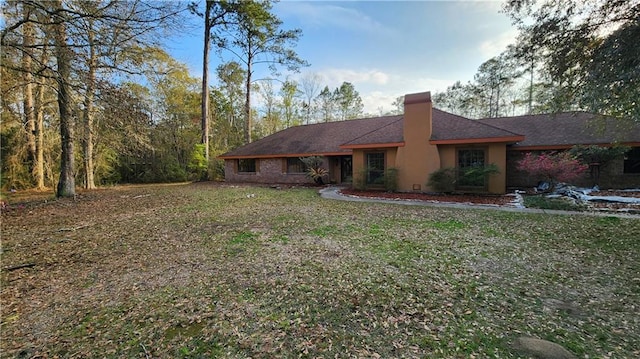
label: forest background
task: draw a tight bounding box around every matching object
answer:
[1,0,637,197]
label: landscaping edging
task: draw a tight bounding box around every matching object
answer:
[318,187,640,219]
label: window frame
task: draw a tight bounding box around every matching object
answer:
[366,152,386,185]
[456,148,488,189]
[286,157,307,174]
[624,147,640,174]
[237,158,257,173]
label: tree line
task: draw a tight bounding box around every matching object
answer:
[1,0,370,195]
[4,0,635,195]
[434,0,639,122]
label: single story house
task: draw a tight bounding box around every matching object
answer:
[219,91,640,193]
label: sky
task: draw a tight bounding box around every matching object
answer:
[167,0,519,114]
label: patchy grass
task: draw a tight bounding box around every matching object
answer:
[2,183,639,358]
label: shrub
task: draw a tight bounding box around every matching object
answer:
[188,144,208,181]
[427,168,456,193]
[384,168,399,192]
[352,169,368,190]
[457,163,500,188]
[517,151,588,190]
[208,158,225,181]
[569,144,630,165]
[300,156,328,185]
[428,164,500,192]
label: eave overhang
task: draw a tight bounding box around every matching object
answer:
[218,151,352,160]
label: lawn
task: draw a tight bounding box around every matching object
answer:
[1,183,639,358]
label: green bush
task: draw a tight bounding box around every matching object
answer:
[351,167,399,191]
[300,156,329,185]
[428,164,500,192]
[188,144,208,181]
[208,158,225,181]
[384,167,399,192]
[427,168,457,193]
[458,163,500,187]
[352,169,368,191]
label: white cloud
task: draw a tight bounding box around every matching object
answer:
[315,71,456,115]
[317,68,390,87]
[276,2,388,34]
[478,28,519,59]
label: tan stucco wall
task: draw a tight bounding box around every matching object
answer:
[396,92,440,192]
[487,144,507,193]
[438,144,507,194]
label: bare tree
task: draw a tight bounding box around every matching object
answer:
[300,72,321,124]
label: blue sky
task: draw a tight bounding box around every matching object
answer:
[168,0,518,114]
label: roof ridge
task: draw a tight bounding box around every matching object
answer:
[297,114,403,128]
[342,116,404,145]
[478,111,599,121]
[433,107,524,137]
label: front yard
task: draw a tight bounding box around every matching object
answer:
[1,183,639,358]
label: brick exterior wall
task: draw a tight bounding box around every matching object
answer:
[224,158,316,185]
[506,150,640,190]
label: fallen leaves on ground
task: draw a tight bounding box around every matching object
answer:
[1,182,639,358]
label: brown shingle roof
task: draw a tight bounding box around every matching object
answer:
[430,109,524,143]
[219,115,402,159]
[220,109,640,159]
[340,116,403,148]
[479,112,640,149]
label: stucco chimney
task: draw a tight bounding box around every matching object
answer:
[396,91,440,191]
[403,91,433,138]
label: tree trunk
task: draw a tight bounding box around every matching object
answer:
[53,0,76,198]
[35,80,45,189]
[22,14,37,183]
[244,61,252,144]
[82,24,96,189]
[201,1,211,162]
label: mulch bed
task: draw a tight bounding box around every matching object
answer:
[339,188,516,206]
[339,188,640,212]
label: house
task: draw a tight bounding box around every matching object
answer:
[219,91,640,193]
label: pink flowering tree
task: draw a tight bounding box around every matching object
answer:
[517,151,589,190]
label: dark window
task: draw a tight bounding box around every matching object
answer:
[624,147,640,174]
[287,158,306,173]
[457,149,486,187]
[366,152,385,184]
[238,159,256,173]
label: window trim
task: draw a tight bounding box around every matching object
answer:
[286,157,307,174]
[365,151,386,185]
[456,147,488,189]
[237,158,257,174]
[623,147,640,174]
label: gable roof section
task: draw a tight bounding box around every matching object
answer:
[430,109,525,144]
[340,116,404,149]
[479,112,640,149]
[219,115,403,159]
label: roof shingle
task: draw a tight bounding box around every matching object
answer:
[220,115,402,158]
[479,112,640,148]
[430,109,524,143]
[220,109,640,159]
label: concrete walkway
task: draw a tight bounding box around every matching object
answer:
[318,187,640,219]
